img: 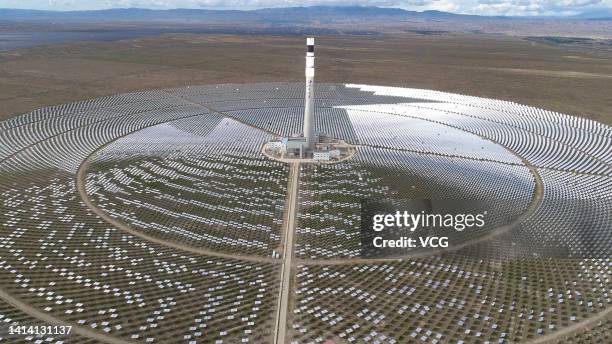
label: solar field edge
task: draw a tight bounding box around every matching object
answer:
[0,83,610,343]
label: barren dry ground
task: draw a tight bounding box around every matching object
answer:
[0,33,610,125]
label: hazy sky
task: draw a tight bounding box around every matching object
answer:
[1,0,611,16]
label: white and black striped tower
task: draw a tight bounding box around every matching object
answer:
[303,37,316,150]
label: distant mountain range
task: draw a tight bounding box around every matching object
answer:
[1,6,608,22]
[0,6,612,21]
[572,8,612,19]
[1,6,610,39]
[0,6,470,21]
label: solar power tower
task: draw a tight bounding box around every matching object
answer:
[304,37,316,149]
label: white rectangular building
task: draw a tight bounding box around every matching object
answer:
[313,151,330,161]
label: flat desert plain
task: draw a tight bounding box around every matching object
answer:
[0,33,610,124]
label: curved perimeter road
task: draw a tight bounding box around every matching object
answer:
[75,155,279,265]
[8,90,600,344]
[0,281,136,344]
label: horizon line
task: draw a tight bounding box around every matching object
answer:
[0,5,607,19]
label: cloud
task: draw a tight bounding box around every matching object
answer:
[475,0,606,15]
